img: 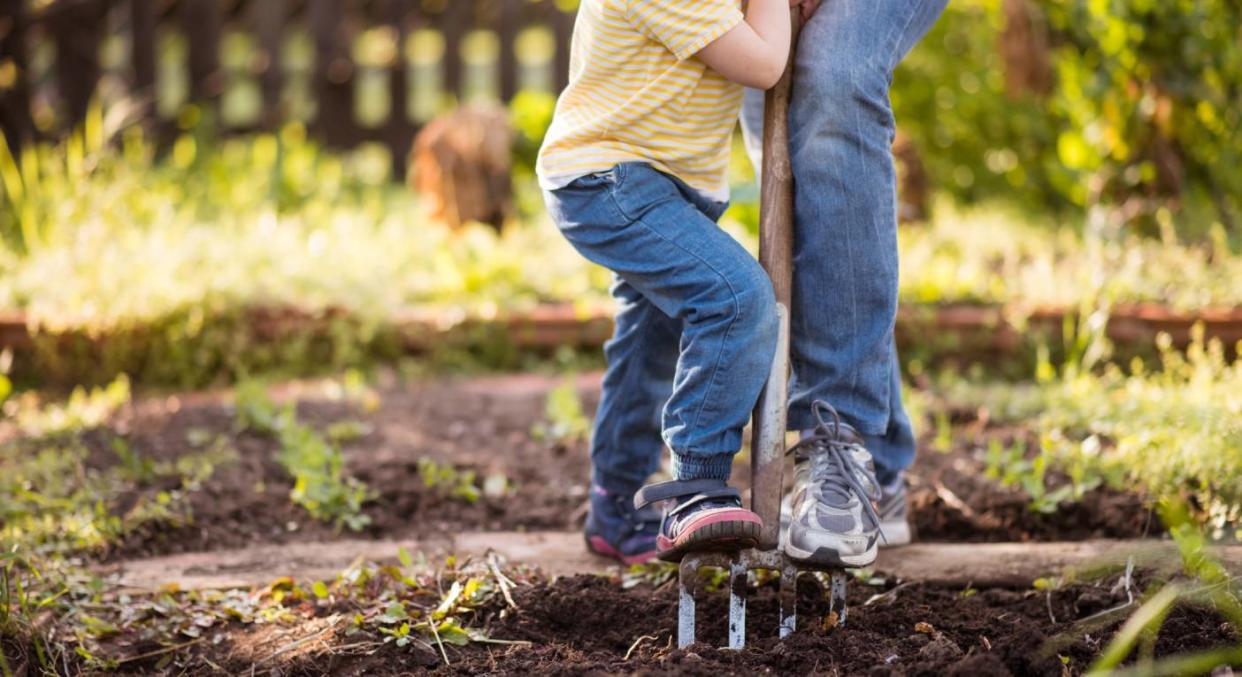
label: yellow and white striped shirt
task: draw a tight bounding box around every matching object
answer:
[538,0,745,202]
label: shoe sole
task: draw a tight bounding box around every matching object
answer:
[784,523,878,568]
[656,510,763,563]
[584,534,658,566]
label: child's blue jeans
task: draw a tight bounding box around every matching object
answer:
[544,162,779,493]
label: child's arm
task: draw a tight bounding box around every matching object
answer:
[696,0,792,89]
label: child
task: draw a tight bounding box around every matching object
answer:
[538,0,792,562]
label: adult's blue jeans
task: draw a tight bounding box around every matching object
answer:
[544,163,779,493]
[740,0,947,485]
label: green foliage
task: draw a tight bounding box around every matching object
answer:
[530,376,590,444]
[894,0,1242,231]
[416,459,481,504]
[12,375,130,438]
[898,203,1242,312]
[948,327,1242,535]
[0,374,232,556]
[0,114,1238,389]
[1088,500,1242,675]
[984,437,1109,514]
[894,1,1065,210]
[0,433,233,556]
[1044,0,1242,218]
[509,90,557,177]
[233,381,374,531]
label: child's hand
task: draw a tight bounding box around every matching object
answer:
[790,0,822,21]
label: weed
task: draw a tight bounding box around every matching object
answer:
[110,438,156,484]
[531,377,589,445]
[0,426,235,556]
[417,459,481,504]
[1088,500,1242,674]
[621,562,677,590]
[948,327,1241,534]
[11,375,130,438]
[931,411,953,453]
[233,381,373,531]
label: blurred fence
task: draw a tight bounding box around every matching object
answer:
[0,0,576,173]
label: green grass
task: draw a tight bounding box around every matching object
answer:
[898,203,1242,311]
[0,117,1238,389]
[0,376,236,557]
[941,328,1242,538]
[1,120,1238,337]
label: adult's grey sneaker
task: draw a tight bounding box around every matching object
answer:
[784,401,884,568]
[876,474,912,547]
[781,473,913,549]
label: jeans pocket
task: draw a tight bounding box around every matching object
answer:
[565,167,618,191]
[547,167,628,230]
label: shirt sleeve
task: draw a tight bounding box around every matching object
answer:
[625,0,745,61]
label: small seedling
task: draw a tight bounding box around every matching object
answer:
[531,377,590,444]
[233,380,374,530]
[417,459,481,504]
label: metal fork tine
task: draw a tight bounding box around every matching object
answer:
[779,565,798,638]
[830,571,850,626]
[678,557,698,648]
[728,560,748,649]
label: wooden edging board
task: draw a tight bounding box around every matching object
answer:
[2,303,1240,354]
[99,531,1242,594]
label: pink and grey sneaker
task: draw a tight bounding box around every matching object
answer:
[584,485,662,565]
[634,479,762,562]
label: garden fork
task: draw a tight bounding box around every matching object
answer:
[676,12,850,649]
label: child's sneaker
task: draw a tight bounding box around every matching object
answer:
[784,401,885,568]
[584,485,662,565]
[635,479,762,562]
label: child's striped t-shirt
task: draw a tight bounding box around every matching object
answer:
[537,0,745,202]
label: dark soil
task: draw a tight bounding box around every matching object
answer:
[97,572,1240,676]
[2,373,1228,676]
[22,371,1154,562]
[905,422,1156,543]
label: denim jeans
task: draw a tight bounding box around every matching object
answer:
[544,163,778,494]
[740,0,947,484]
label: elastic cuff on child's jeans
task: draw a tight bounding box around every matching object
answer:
[670,452,733,483]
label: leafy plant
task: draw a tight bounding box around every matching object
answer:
[233,381,373,530]
[417,459,481,504]
[1088,499,1242,675]
[950,326,1242,535]
[12,375,131,438]
[531,377,590,445]
[0,427,234,556]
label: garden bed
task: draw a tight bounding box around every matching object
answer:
[3,372,1238,675]
[11,561,1241,675]
[22,372,1156,564]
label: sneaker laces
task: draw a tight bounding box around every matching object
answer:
[789,401,885,538]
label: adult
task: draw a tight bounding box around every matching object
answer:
[738,0,948,564]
